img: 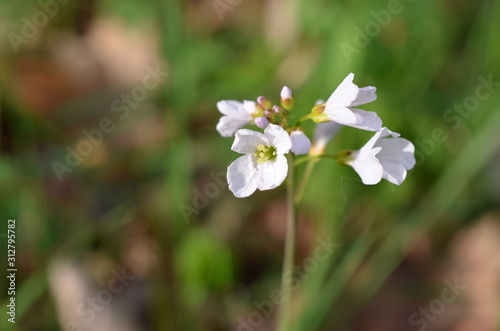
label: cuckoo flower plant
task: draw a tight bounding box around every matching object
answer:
[215,74,415,331]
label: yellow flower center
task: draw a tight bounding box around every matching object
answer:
[254,144,277,164]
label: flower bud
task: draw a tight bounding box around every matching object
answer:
[290,129,311,155]
[254,116,270,129]
[273,105,282,114]
[264,109,272,118]
[280,86,294,111]
[257,96,272,110]
[255,103,265,113]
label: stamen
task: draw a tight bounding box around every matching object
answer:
[254,144,277,164]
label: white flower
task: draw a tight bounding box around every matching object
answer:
[312,73,382,131]
[343,127,416,185]
[310,122,342,156]
[216,100,257,137]
[290,130,311,155]
[227,124,292,198]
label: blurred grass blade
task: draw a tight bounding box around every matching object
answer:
[295,102,500,330]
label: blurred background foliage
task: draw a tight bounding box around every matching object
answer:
[0,0,499,330]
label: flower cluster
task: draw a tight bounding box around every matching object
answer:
[216,73,416,198]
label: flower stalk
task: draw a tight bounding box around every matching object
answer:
[277,153,297,331]
[294,158,317,205]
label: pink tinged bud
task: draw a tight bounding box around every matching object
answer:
[254,116,270,129]
[256,103,265,112]
[281,86,293,100]
[264,109,273,117]
[280,86,294,111]
[273,105,282,114]
[290,130,311,155]
[257,96,272,110]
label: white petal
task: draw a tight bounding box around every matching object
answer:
[348,147,384,185]
[263,124,292,154]
[256,155,288,190]
[216,100,254,137]
[242,100,258,114]
[378,127,400,138]
[231,129,269,154]
[290,131,312,155]
[217,100,243,116]
[217,115,252,137]
[227,154,258,198]
[403,141,416,169]
[380,162,407,185]
[375,137,416,170]
[350,86,377,107]
[347,109,383,131]
[325,73,359,108]
[324,106,359,125]
[359,130,385,153]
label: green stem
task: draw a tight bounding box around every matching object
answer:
[295,114,312,126]
[276,154,297,331]
[276,151,331,328]
[294,158,318,204]
[294,155,317,167]
[294,154,337,167]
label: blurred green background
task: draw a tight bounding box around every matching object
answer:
[1,0,500,330]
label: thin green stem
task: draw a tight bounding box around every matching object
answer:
[276,151,335,328]
[294,154,338,167]
[276,154,297,331]
[294,158,317,204]
[295,156,317,167]
[295,114,312,126]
